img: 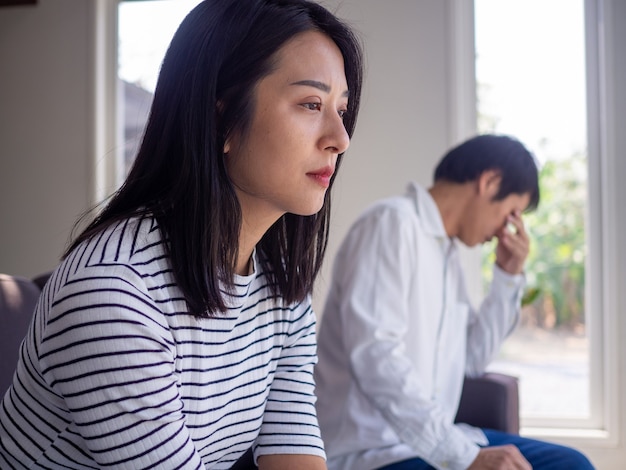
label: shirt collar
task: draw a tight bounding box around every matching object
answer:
[221,248,257,312]
[406,181,450,242]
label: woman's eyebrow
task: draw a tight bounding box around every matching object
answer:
[290,79,349,98]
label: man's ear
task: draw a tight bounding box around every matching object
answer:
[477,169,502,198]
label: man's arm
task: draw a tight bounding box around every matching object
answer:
[465,212,534,469]
[465,211,529,375]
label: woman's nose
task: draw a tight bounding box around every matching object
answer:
[321,111,350,155]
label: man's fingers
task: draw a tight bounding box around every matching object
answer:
[506,212,528,238]
[470,445,532,470]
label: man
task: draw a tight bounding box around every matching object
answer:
[315,134,594,470]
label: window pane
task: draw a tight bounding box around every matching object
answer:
[118,0,202,176]
[474,0,589,422]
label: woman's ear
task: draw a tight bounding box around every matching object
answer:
[478,169,502,198]
[217,100,230,155]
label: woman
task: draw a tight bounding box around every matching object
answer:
[0,0,363,468]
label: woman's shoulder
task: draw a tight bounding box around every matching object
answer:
[79,213,164,264]
[56,213,169,288]
[39,214,178,326]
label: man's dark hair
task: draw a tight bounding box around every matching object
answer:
[434,134,540,211]
[65,0,364,317]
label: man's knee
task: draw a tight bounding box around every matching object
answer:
[559,447,595,469]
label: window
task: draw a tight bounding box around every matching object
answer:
[474,0,590,426]
[117,0,203,177]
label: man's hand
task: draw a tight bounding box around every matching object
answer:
[495,211,529,275]
[468,445,532,469]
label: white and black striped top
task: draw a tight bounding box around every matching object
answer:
[0,214,324,469]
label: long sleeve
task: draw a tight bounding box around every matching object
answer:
[38,264,204,470]
[254,297,326,461]
[464,264,525,376]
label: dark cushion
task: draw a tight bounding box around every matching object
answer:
[455,372,520,434]
[32,271,52,291]
[0,274,41,396]
[230,448,256,470]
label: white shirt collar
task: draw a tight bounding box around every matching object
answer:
[406,181,449,241]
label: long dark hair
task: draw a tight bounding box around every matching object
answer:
[65,0,363,317]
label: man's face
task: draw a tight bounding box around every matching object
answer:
[458,180,531,248]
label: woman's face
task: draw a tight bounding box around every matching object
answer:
[224,30,350,230]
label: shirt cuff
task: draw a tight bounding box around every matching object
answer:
[492,264,525,303]
[428,426,481,470]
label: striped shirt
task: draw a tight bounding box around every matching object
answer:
[0,214,324,469]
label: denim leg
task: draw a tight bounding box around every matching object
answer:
[483,429,595,469]
[377,458,433,470]
[377,430,595,470]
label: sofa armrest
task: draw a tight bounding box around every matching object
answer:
[0,274,42,395]
[454,372,520,434]
[32,271,53,291]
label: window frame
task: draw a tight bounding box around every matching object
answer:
[91,0,124,205]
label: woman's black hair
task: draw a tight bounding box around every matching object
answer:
[65,0,363,316]
[433,134,540,211]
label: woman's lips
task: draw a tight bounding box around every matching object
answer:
[307,167,334,188]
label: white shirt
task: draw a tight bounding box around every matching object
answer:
[315,182,524,470]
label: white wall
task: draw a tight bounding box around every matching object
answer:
[615,3,626,469]
[0,0,93,278]
[313,0,460,312]
[0,0,624,467]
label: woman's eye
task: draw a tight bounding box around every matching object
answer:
[302,102,321,111]
[338,109,348,119]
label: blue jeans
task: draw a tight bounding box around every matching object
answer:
[377,429,595,469]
